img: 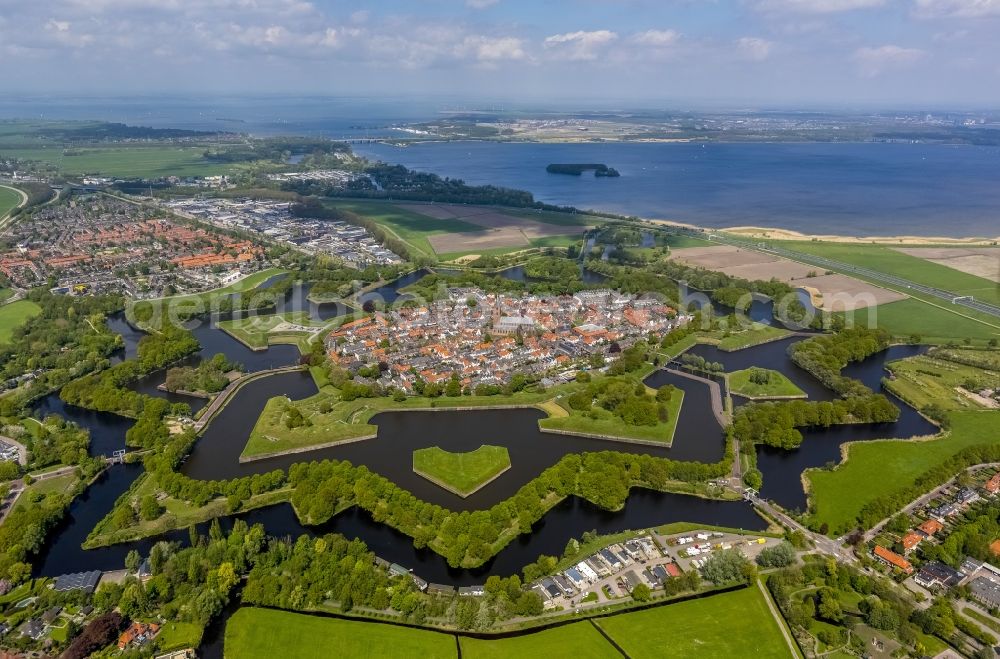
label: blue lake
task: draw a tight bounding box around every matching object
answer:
[355,141,1000,238]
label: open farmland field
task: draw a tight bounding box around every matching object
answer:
[224,608,457,659]
[842,298,1000,345]
[894,247,1000,284]
[324,199,483,257]
[0,145,241,178]
[595,585,794,659]
[329,200,593,259]
[783,241,1000,307]
[223,587,794,659]
[669,245,904,311]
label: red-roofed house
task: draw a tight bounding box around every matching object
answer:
[986,472,1000,495]
[873,545,913,574]
[901,532,922,553]
[918,519,944,537]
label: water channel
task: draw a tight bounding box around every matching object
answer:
[27,272,934,592]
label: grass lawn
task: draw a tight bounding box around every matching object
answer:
[595,586,791,659]
[460,622,616,659]
[217,311,320,349]
[843,298,1000,345]
[156,621,204,651]
[0,300,42,344]
[716,324,792,351]
[785,241,1000,307]
[539,387,684,445]
[412,445,511,496]
[806,410,1000,535]
[0,186,23,217]
[728,368,806,400]
[23,472,78,498]
[884,354,1000,411]
[240,393,378,460]
[224,608,457,659]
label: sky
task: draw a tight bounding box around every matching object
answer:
[3,0,1000,107]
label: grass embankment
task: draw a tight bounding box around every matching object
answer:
[0,300,42,344]
[127,268,288,327]
[806,410,1000,535]
[83,474,292,548]
[217,310,323,349]
[728,368,806,400]
[715,324,792,351]
[539,387,684,445]
[412,445,511,497]
[884,354,999,411]
[224,586,792,659]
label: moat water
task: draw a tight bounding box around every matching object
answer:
[29,273,934,592]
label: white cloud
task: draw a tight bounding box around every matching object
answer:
[466,0,500,7]
[854,44,925,76]
[914,0,1000,16]
[736,36,774,61]
[756,0,885,12]
[43,19,94,47]
[631,29,680,47]
[458,35,526,62]
[543,30,618,61]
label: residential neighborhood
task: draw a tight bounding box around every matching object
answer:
[0,195,271,297]
[326,287,689,390]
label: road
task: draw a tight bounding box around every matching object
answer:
[192,365,306,432]
[670,225,1000,320]
[749,496,858,565]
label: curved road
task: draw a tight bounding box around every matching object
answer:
[0,183,29,232]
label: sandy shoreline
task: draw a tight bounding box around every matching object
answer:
[642,218,1000,245]
[710,225,998,246]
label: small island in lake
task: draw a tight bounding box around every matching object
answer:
[546,163,621,177]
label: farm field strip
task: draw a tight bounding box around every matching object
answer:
[223,586,794,659]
